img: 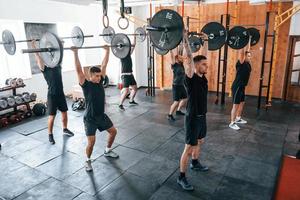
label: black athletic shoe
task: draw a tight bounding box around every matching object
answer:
[190,161,209,171]
[176,110,185,116]
[119,104,125,111]
[48,134,55,145]
[167,114,176,121]
[177,176,194,191]
[63,128,74,137]
[129,100,138,105]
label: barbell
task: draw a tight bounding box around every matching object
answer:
[0,26,93,55]
[146,9,260,53]
[21,32,132,68]
[187,25,260,53]
[100,26,147,44]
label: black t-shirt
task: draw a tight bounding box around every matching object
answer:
[232,60,252,88]
[121,54,133,73]
[42,66,64,96]
[185,73,208,116]
[172,62,185,86]
[81,79,105,119]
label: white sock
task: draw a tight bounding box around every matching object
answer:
[86,157,91,161]
[230,121,235,125]
[236,116,241,120]
[105,147,111,153]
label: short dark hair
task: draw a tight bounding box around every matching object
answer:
[90,66,101,74]
[193,55,207,63]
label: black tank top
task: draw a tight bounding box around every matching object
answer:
[121,55,133,73]
[232,60,251,88]
[42,66,64,96]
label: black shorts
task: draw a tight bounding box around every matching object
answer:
[232,86,245,104]
[47,94,68,115]
[185,114,207,146]
[172,85,187,101]
[84,114,113,136]
[122,74,137,88]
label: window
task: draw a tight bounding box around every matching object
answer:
[290,41,300,86]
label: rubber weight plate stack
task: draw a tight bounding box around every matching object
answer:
[188,35,203,53]
[71,26,85,48]
[148,9,184,51]
[227,26,249,49]
[39,32,64,68]
[103,26,115,44]
[2,30,16,55]
[247,27,260,46]
[111,33,131,59]
[201,22,227,51]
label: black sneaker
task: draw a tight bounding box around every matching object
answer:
[63,128,74,137]
[190,161,209,171]
[177,176,194,191]
[167,114,176,121]
[119,104,125,111]
[129,100,138,105]
[48,134,55,145]
[176,110,185,116]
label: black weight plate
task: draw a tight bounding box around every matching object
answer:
[201,22,227,51]
[2,30,16,55]
[227,26,249,50]
[39,32,63,68]
[71,26,84,47]
[111,33,131,59]
[102,75,109,88]
[135,27,146,42]
[188,35,203,53]
[149,9,183,51]
[103,26,115,43]
[247,27,260,46]
[154,47,169,55]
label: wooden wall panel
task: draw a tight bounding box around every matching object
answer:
[155,2,293,99]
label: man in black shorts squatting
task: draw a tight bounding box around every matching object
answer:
[32,41,74,144]
[177,31,209,191]
[167,49,187,121]
[71,46,119,172]
[118,36,138,111]
[229,43,252,130]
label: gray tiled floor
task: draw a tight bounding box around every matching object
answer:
[0,88,300,200]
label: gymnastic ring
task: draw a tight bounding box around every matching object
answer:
[118,17,129,30]
[102,15,109,28]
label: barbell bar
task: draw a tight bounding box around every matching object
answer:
[0,26,93,55]
[100,26,147,44]
[21,32,132,68]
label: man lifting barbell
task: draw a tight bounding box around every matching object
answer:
[71,45,119,172]
[31,40,74,145]
[177,30,209,191]
[167,48,188,121]
[118,35,138,111]
[229,37,252,130]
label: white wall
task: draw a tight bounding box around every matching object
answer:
[0,0,149,102]
[132,6,150,87]
[289,1,300,35]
